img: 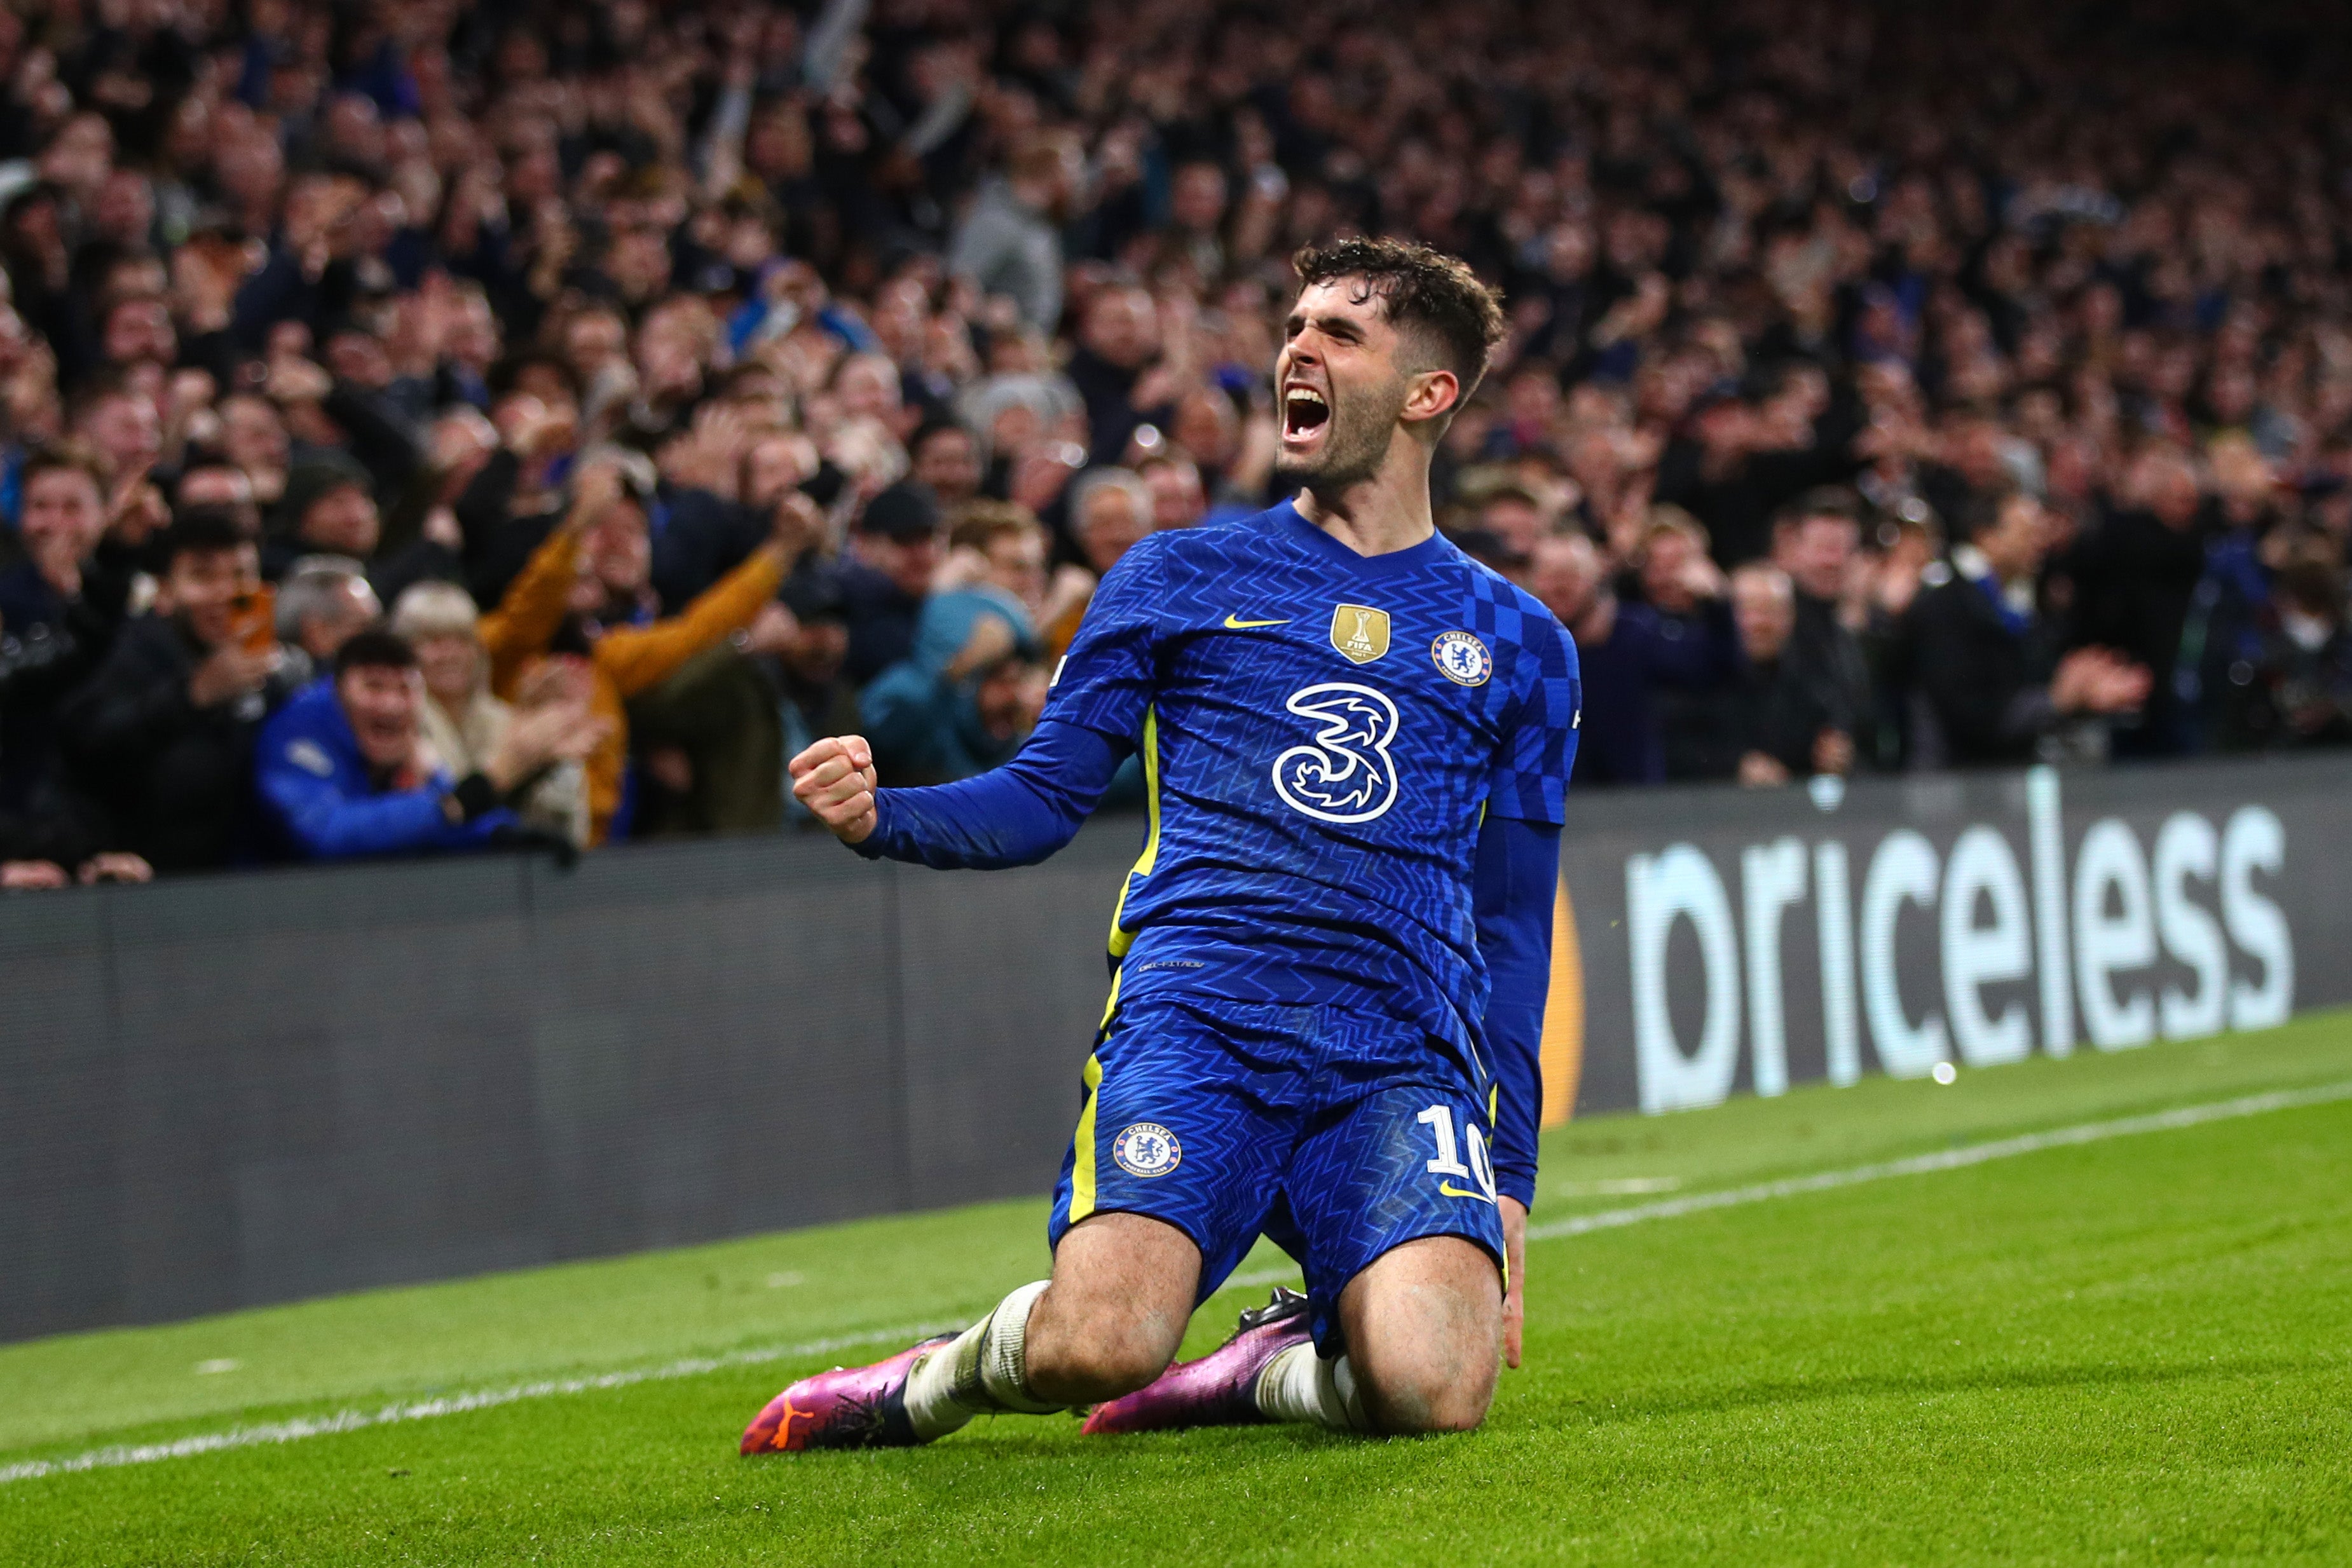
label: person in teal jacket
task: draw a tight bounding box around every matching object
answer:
[858,586,1047,786]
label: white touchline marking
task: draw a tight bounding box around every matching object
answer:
[1194,1084,2352,1286]
[1554,1176,1682,1197]
[10,1078,2351,1486]
[1526,1079,2352,1243]
[0,1323,952,1487]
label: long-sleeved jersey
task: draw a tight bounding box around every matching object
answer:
[858,499,1582,1204]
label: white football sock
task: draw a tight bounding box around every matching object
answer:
[899,1335,973,1442]
[902,1279,1057,1441]
[1252,1343,1371,1432]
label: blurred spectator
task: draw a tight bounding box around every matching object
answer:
[1678,563,1856,786]
[908,420,985,509]
[640,428,792,611]
[264,450,448,604]
[1067,469,1152,567]
[216,393,292,511]
[451,393,578,609]
[1631,508,1716,623]
[1767,488,1874,755]
[1854,508,1945,769]
[274,556,381,664]
[2072,447,2215,758]
[1635,508,1732,778]
[1655,385,1866,569]
[70,378,161,486]
[1908,489,2152,767]
[256,628,603,861]
[1065,284,1165,468]
[2257,554,2352,747]
[1456,480,1548,583]
[769,566,861,822]
[0,0,2342,878]
[58,510,304,871]
[861,584,1047,786]
[839,482,945,686]
[0,800,148,889]
[1529,531,1739,786]
[947,135,1075,334]
[1138,453,1208,531]
[940,504,1077,627]
[391,581,590,849]
[477,463,799,843]
[174,462,263,536]
[0,445,132,814]
[2181,534,2352,752]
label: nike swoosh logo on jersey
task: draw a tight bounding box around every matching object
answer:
[1438,1183,1496,1203]
[1223,613,1291,629]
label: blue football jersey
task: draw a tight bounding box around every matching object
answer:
[1046,499,1582,1075]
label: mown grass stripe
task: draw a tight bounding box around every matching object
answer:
[1525,1079,2352,1241]
[11,1077,2348,1489]
[0,1323,950,1486]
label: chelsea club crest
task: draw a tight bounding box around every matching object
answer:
[1431,631,1493,686]
[1112,1123,1182,1178]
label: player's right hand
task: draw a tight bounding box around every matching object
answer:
[790,735,879,845]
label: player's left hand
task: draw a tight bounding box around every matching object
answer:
[1500,1195,1528,1369]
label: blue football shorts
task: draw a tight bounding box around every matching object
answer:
[1045,990,1506,1354]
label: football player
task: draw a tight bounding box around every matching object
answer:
[744,238,1579,1449]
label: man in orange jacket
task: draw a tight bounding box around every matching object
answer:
[479,460,814,844]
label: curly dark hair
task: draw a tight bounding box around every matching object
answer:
[334,625,418,679]
[1291,237,1507,409]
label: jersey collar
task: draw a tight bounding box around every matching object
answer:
[1272,497,1454,579]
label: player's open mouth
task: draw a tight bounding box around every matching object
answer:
[1282,386,1329,444]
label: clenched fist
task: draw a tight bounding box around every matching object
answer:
[790,735,879,845]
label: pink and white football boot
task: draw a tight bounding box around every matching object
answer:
[1080,1288,1313,1436]
[739,1333,957,1453]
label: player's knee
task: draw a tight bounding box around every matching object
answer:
[1025,1320,1174,1400]
[1346,1296,1501,1433]
[1024,1283,1182,1400]
[1358,1359,1496,1435]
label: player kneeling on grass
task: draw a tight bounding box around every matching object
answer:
[743,238,1580,1449]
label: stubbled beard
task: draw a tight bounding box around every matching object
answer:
[1273,381,1404,494]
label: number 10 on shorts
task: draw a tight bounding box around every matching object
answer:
[1416,1105,1498,1204]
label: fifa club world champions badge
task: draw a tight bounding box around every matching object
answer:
[1330,603,1391,664]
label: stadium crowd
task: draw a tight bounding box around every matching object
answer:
[3,0,2351,887]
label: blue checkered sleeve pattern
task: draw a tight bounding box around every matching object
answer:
[1043,533,1166,747]
[1485,597,1581,825]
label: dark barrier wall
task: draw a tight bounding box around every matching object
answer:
[1,756,2339,1342]
[0,830,1137,1344]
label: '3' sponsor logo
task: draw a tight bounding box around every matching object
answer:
[1271,683,1402,823]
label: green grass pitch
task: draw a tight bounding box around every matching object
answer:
[6,1016,2351,1566]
